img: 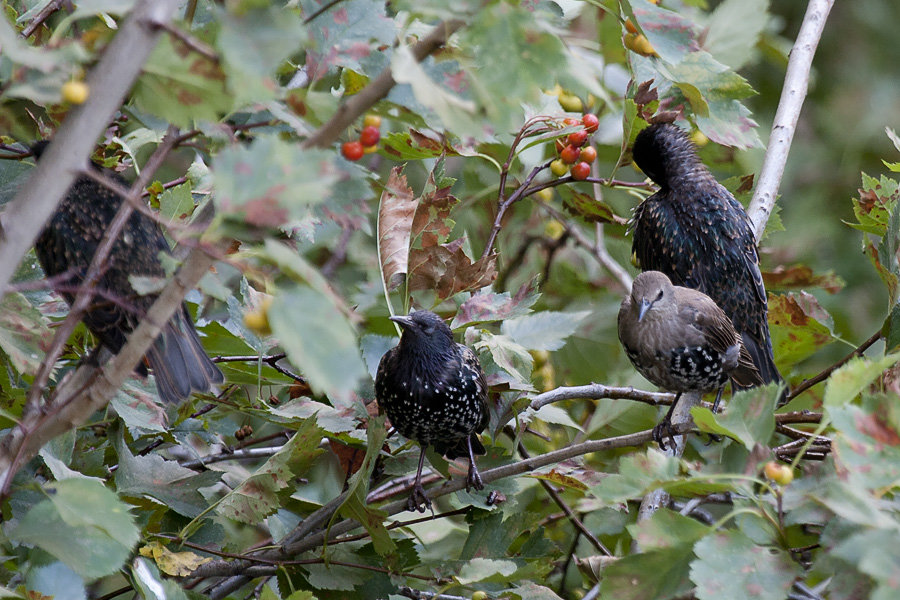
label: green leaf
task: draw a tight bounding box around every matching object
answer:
[115,437,222,518]
[474,332,534,386]
[824,354,900,407]
[692,385,777,449]
[627,507,711,551]
[500,310,590,351]
[691,530,801,600]
[9,480,139,580]
[268,283,367,404]
[633,0,695,65]
[218,417,324,523]
[456,558,519,585]
[132,35,232,127]
[703,0,769,70]
[589,450,680,504]
[0,291,51,375]
[216,5,305,104]
[335,416,395,556]
[213,137,338,232]
[25,562,85,600]
[768,292,836,369]
[600,547,694,600]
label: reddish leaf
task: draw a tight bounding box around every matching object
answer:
[451,279,540,328]
[408,240,498,300]
[377,167,417,291]
[763,265,845,294]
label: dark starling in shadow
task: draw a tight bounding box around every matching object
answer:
[375,310,489,512]
[31,141,223,404]
[618,271,762,449]
[631,123,784,400]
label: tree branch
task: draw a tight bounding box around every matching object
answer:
[0,0,182,295]
[747,0,835,240]
[302,19,464,149]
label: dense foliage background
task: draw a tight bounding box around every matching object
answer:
[1,0,899,599]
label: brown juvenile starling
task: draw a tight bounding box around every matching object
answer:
[31,141,223,404]
[630,123,784,398]
[375,310,489,512]
[618,271,762,449]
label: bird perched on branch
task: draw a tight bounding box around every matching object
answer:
[31,141,223,404]
[618,271,762,449]
[630,122,784,400]
[375,310,489,512]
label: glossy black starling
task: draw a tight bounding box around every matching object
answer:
[375,310,489,512]
[631,123,783,396]
[618,271,762,449]
[31,141,223,404]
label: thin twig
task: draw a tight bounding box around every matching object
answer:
[158,22,219,62]
[787,330,882,401]
[528,383,675,411]
[747,0,835,240]
[20,0,65,38]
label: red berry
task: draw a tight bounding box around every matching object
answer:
[562,117,580,127]
[579,146,597,163]
[341,141,364,161]
[567,130,588,148]
[560,145,580,164]
[555,138,566,153]
[571,162,590,180]
[582,113,599,133]
[359,125,381,147]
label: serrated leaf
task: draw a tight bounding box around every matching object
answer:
[407,238,497,301]
[600,547,694,600]
[627,507,710,551]
[213,136,338,231]
[216,6,305,104]
[763,264,844,294]
[589,450,680,504]
[451,281,539,329]
[132,35,232,127]
[377,166,416,291]
[9,479,139,581]
[824,354,900,407]
[456,558,518,585]
[218,418,324,523]
[501,310,590,351]
[692,385,777,449]
[691,530,801,600]
[703,0,769,70]
[475,332,533,385]
[768,292,836,368]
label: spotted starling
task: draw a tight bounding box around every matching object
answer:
[618,271,762,449]
[31,141,223,404]
[631,123,783,397]
[375,310,489,512]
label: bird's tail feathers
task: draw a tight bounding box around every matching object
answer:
[146,308,223,404]
[737,332,789,404]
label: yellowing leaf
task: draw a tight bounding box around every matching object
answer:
[377,166,417,291]
[140,541,211,577]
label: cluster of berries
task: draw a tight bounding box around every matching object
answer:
[341,114,382,161]
[549,113,599,181]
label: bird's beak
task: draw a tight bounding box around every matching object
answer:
[637,298,652,322]
[390,315,415,330]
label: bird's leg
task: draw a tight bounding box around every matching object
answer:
[702,386,726,446]
[653,393,682,451]
[407,446,432,513]
[465,435,484,492]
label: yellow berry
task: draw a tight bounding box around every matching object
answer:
[764,461,794,486]
[244,297,273,336]
[691,130,709,147]
[559,93,583,112]
[625,33,657,57]
[544,219,565,240]
[535,188,553,202]
[61,80,89,104]
[550,159,569,177]
[363,114,382,128]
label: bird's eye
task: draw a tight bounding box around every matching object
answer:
[655,290,664,301]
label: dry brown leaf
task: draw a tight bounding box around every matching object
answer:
[377,166,417,291]
[408,239,497,300]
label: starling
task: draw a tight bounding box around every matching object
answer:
[630,123,784,396]
[375,310,489,512]
[618,271,762,449]
[31,141,223,404]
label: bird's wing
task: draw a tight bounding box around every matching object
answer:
[677,289,740,356]
[458,343,489,428]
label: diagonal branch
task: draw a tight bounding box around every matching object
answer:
[747,0,835,240]
[0,0,182,295]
